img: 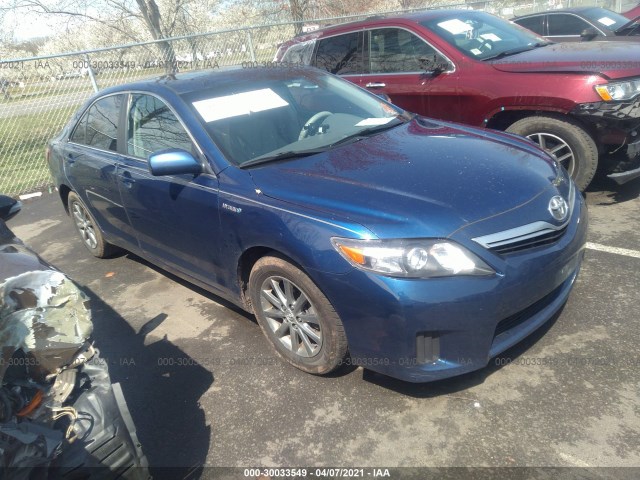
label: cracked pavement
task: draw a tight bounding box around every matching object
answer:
[5,176,639,476]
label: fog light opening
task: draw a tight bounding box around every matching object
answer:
[416,333,440,364]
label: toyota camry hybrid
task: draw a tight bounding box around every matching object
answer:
[47,67,587,383]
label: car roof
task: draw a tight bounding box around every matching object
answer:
[290,8,490,38]
[92,65,325,98]
[515,7,615,17]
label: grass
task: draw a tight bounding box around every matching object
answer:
[0,104,80,196]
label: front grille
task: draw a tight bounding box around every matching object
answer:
[472,183,575,256]
[494,282,564,338]
[489,226,568,255]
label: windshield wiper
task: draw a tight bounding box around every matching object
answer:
[239,148,328,169]
[329,118,406,148]
[482,42,549,61]
[239,118,406,169]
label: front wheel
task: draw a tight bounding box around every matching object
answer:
[249,255,348,375]
[506,115,598,190]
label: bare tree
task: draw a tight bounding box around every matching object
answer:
[9,0,220,71]
[288,0,308,34]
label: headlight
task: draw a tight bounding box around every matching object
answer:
[595,79,640,102]
[331,238,495,278]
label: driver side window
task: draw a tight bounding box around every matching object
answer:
[368,28,439,73]
[127,94,194,159]
[548,14,590,36]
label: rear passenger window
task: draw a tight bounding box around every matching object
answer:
[70,95,122,151]
[548,14,590,36]
[515,16,545,36]
[314,32,362,74]
[368,28,438,73]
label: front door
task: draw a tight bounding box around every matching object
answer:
[117,93,222,285]
[360,27,460,121]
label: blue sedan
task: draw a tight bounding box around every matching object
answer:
[47,67,587,382]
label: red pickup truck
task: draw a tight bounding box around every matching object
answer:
[276,9,640,190]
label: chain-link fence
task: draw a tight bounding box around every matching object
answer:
[0,0,626,195]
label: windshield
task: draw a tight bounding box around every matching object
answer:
[421,11,549,61]
[182,70,406,167]
[579,7,636,30]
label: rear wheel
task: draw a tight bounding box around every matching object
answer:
[249,255,348,375]
[506,115,598,190]
[67,192,117,258]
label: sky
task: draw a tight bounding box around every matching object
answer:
[2,7,58,41]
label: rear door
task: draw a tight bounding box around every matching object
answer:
[312,31,365,83]
[360,27,460,121]
[514,14,547,37]
[64,94,135,246]
[117,92,222,285]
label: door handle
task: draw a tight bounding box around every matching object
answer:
[120,171,135,188]
[121,178,135,188]
[365,82,386,88]
[67,153,76,165]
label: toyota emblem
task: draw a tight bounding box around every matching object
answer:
[548,195,569,221]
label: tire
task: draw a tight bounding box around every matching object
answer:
[506,115,598,191]
[249,255,348,375]
[67,191,117,258]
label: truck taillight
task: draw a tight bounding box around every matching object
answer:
[45,146,51,164]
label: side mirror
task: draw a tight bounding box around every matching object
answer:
[0,195,21,221]
[148,149,202,176]
[580,27,598,41]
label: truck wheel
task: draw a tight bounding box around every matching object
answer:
[506,115,598,190]
[249,255,348,375]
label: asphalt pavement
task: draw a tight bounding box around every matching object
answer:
[5,174,640,478]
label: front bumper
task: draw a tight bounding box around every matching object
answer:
[313,192,588,383]
[573,98,640,184]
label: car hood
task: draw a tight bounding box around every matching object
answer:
[489,41,640,79]
[247,118,563,239]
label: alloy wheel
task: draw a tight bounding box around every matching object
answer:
[526,132,575,176]
[71,201,98,250]
[258,276,323,358]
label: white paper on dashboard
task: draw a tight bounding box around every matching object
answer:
[193,88,289,122]
[598,16,616,26]
[355,117,395,126]
[437,19,473,35]
[480,33,502,42]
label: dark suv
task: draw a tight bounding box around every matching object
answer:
[276,9,640,190]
